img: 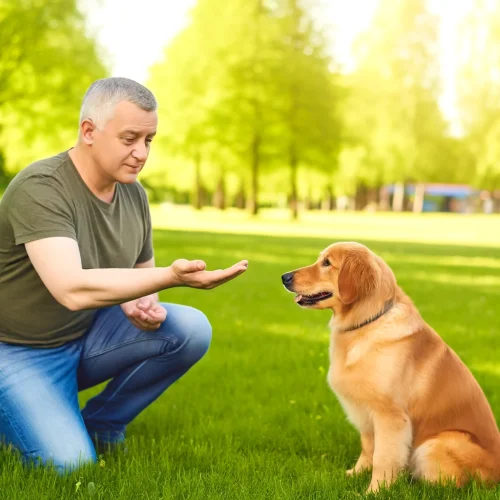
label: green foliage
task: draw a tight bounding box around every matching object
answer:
[0,0,108,173]
[146,0,340,214]
[3,0,499,210]
[342,0,450,193]
[456,0,500,190]
[272,0,341,217]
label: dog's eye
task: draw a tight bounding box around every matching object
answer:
[322,259,331,267]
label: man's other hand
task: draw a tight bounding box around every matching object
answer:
[120,294,167,331]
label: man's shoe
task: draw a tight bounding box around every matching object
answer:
[90,432,128,456]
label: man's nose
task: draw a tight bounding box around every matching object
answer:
[132,144,148,162]
[281,272,294,286]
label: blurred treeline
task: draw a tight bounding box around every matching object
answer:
[2,0,500,215]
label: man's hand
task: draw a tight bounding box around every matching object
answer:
[120,294,167,331]
[169,259,248,289]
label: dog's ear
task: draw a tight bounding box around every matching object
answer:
[338,251,380,304]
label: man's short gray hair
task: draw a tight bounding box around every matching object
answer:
[79,77,158,129]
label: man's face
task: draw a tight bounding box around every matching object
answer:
[90,100,158,184]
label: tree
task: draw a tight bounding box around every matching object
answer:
[148,0,285,215]
[147,4,222,209]
[346,0,447,212]
[456,0,500,205]
[199,0,285,215]
[0,0,108,174]
[273,0,341,219]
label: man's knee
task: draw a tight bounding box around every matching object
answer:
[159,303,212,365]
[185,308,212,363]
[23,438,97,475]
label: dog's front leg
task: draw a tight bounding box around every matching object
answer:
[368,411,412,493]
[347,432,374,476]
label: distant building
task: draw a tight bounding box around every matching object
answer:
[387,183,481,213]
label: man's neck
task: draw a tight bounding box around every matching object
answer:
[69,145,116,203]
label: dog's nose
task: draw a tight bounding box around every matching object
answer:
[281,272,294,286]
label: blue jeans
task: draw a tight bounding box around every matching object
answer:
[0,302,212,473]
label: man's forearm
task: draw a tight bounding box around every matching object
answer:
[24,237,245,312]
[133,257,159,303]
[66,266,178,311]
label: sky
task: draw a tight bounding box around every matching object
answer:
[80,0,474,131]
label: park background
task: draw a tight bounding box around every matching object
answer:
[1,0,500,499]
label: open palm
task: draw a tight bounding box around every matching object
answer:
[170,259,248,289]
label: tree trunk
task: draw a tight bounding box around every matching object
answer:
[192,151,203,210]
[303,188,312,211]
[493,192,500,213]
[289,146,298,220]
[413,183,425,213]
[378,186,390,211]
[248,134,260,216]
[322,185,335,211]
[355,184,368,211]
[234,178,246,209]
[367,187,378,211]
[213,170,226,210]
[392,182,405,212]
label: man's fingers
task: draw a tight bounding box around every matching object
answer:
[172,258,248,289]
[139,311,159,323]
[131,316,161,331]
[212,262,248,278]
[219,261,249,279]
[176,259,206,274]
[150,306,167,321]
[176,259,246,276]
[224,260,248,274]
[129,308,143,318]
[203,261,248,288]
[136,299,151,310]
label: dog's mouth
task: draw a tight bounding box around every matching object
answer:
[294,291,333,306]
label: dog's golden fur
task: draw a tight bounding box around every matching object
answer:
[283,242,500,493]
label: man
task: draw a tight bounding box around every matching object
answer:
[0,77,248,473]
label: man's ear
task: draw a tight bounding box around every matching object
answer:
[338,251,380,304]
[80,118,96,145]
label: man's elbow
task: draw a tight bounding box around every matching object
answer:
[59,292,84,311]
[54,285,88,311]
[52,274,90,311]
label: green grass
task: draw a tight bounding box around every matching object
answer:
[2,210,500,499]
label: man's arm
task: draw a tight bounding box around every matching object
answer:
[25,237,247,311]
[135,256,156,269]
[133,255,159,303]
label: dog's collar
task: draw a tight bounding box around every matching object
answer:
[341,299,394,333]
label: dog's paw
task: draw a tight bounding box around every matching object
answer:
[366,477,390,494]
[346,463,371,477]
[366,481,380,494]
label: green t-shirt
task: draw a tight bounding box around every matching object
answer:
[0,149,153,347]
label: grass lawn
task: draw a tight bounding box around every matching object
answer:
[1,209,500,499]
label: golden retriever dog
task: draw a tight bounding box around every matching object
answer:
[281,241,500,493]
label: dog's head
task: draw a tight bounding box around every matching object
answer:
[281,242,396,310]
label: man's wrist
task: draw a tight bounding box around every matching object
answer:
[163,266,182,288]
